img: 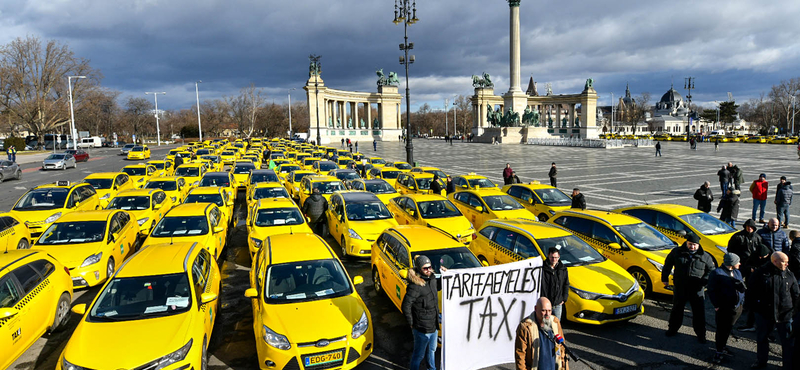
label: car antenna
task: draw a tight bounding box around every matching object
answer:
[289,226,293,235]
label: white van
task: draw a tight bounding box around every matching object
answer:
[79,137,102,148]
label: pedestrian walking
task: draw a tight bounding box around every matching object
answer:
[445,175,455,195]
[715,139,719,151]
[514,297,568,370]
[540,247,569,321]
[302,188,329,236]
[797,142,800,159]
[694,181,714,213]
[430,175,443,196]
[717,165,730,195]
[548,162,558,187]
[717,188,740,228]
[373,140,377,151]
[403,255,443,370]
[757,218,789,253]
[355,141,358,152]
[9,145,16,162]
[503,163,514,185]
[510,171,522,184]
[707,253,746,364]
[662,233,715,342]
[775,176,793,227]
[6,145,11,161]
[749,174,768,223]
[746,252,799,369]
[655,141,662,157]
[570,188,586,210]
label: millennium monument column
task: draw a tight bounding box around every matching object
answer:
[504,0,528,116]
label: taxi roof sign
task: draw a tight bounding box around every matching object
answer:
[55,180,70,186]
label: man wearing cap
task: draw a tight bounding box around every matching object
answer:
[707,253,746,364]
[662,233,715,342]
[775,176,793,228]
[403,255,445,370]
[749,174,769,223]
[570,188,586,210]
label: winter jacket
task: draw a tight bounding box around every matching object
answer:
[750,179,768,201]
[302,193,328,224]
[655,142,661,150]
[757,226,789,253]
[733,166,744,186]
[707,267,746,310]
[548,167,557,179]
[693,186,713,212]
[716,192,739,220]
[402,268,439,333]
[727,229,769,272]
[789,239,800,279]
[445,181,456,195]
[503,167,514,182]
[745,263,800,323]
[662,243,715,293]
[430,180,443,195]
[173,156,184,169]
[514,315,568,370]
[775,182,793,206]
[510,175,522,184]
[541,261,569,306]
[571,193,586,210]
[717,168,730,183]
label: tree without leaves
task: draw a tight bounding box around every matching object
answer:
[625,92,651,133]
[225,83,266,138]
[122,96,153,144]
[769,77,800,132]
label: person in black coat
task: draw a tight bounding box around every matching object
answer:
[302,188,329,235]
[662,233,715,342]
[445,175,456,195]
[789,230,800,278]
[173,154,184,170]
[540,247,569,321]
[707,253,746,364]
[717,165,730,195]
[694,181,714,213]
[548,162,558,187]
[717,188,740,228]
[570,188,586,210]
[430,175,443,195]
[402,255,443,370]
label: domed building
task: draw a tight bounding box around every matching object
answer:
[655,84,688,117]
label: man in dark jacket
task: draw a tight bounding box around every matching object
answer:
[775,176,793,228]
[694,181,714,213]
[757,218,789,253]
[662,234,715,342]
[746,252,799,369]
[503,163,514,185]
[789,230,800,279]
[430,175,443,196]
[402,255,442,370]
[301,188,328,235]
[717,188,739,228]
[655,141,662,156]
[707,253,746,364]
[727,219,770,332]
[571,188,586,210]
[548,162,558,187]
[445,175,456,195]
[173,154,184,170]
[718,165,730,195]
[540,247,569,321]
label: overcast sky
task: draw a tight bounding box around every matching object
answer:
[2,0,799,111]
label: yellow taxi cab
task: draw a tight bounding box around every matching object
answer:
[336,157,355,169]
[367,167,403,187]
[145,203,228,260]
[83,172,134,208]
[653,133,671,141]
[329,169,362,185]
[327,191,399,258]
[502,182,573,222]
[121,164,158,189]
[301,157,320,171]
[147,159,174,177]
[242,154,262,169]
[126,145,151,160]
[616,204,737,266]
[199,171,238,201]
[199,155,224,172]
[220,149,239,165]
[470,218,645,324]
[9,181,101,239]
[298,176,346,208]
[350,179,400,205]
[247,169,281,193]
[448,189,533,229]
[285,170,317,201]
[59,241,220,370]
[409,166,448,187]
[0,250,73,370]
[0,213,32,250]
[144,176,190,204]
[313,160,339,175]
[294,152,311,165]
[276,164,303,184]
[745,136,767,143]
[623,134,639,140]
[395,172,444,196]
[184,187,235,227]
[245,233,372,370]
[34,210,139,288]
[387,194,474,243]
[711,135,729,143]
[248,182,291,205]
[367,157,387,168]
[336,149,352,159]
[770,136,793,144]
[451,173,498,192]
[231,161,256,190]
[174,163,208,190]
[106,188,174,234]
[386,161,413,172]
[246,198,313,255]
[166,148,183,162]
[548,210,678,296]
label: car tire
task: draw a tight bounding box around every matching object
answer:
[537,213,549,222]
[0,173,4,183]
[372,267,383,294]
[340,236,349,260]
[628,267,652,297]
[15,170,21,180]
[61,164,66,170]
[17,238,29,250]
[106,257,116,280]
[49,293,71,333]
[201,337,208,370]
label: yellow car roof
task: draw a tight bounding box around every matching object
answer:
[34,182,80,190]
[400,193,448,202]
[502,182,554,191]
[0,250,41,272]
[381,168,401,173]
[467,188,506,197]
[308,175,339,182]
[147,160,168,164]
[189,186,225,195]
[555,209,640,226]
[267,233,336,264]
[147,176,180,182]
[413,166,441,171]
[85,172,123,179]
[389,225,462,252]
[618,204,701,217]
[166,203,212,217]
[56,210,116,223]
[408,172,434,178]
[291,170,316,175]
[255,197,299,210]
[123,164,153,169]
[177,163,204,168]
[116,242,198,277]
[253,182,284,189]
[486,218,572,238]
[458,174,488,180]
[115,188,160,197]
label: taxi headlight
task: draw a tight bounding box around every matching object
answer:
[715,245,727,254]
[100,193,110,200]
[171,197,177,202]
[646,258,663,272]
[348,229,363,240]
[250,237,263,248]
[151,339,192,369]
[137,217,149,226]
[193,181,199,186]
[352,311,369,339]
[263,325,291,350]
[549,210,556,216]
[45,212,62,224]
[81,252,102,268]
[569,286,604,300]
[61,358,89,370]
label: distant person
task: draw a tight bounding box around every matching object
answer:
[6,145,13,162]
[540,247,569,321]
[775,176,793,228]
[173,153,184,170]
[570,188,586,210]
[717,188,740,228]
[355,141,358,152]
[510,171,522,184]
[403,255,443,370]
[514,297,568,370]
[694,181,714,213]
[662,233,715,343]
[707,253,746,364]
[373,140,377,151]
[717,165,730,195]
[302,188,328,235]
[749,174,769,223]
[503,163,514,185]
[757,218,789,253]
[341,138,345,148]
[655,141,662,157]
[715,139,720,151]
[548,162,558,187]
[445,175,455,195]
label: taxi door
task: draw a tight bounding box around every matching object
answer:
[117,211,138,258]
[393,198,415,225]
[191,249,216,337]
[326,195,344,242]
[105,213,127,265]
[10,263,50,356]
[152,191,171,225]
[0,274,25,369]
[395,174,410,195]
[298,178,312,207]
[209,207,226,258]
[376,234,408,310]
[115,174,133,193]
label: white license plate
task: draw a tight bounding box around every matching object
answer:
[614,304,637,315]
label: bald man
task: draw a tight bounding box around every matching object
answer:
[746,252,800,369]
[514,297,567,370]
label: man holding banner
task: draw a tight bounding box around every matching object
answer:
[514,297,569,370]
[403,255,442,370]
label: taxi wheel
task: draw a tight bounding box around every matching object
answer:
[628,267,652,296]
[17,238,29,250]
[537,214,548,222]
[201,337,208,370]
[340,236,350,260]
[49,293,71,333]
[372,267,383,294]
[106,258,116,280]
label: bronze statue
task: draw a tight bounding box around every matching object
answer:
[376,69,386,87]
[584,78,594,90]
[373,118,380,129]
[387,72,400,86]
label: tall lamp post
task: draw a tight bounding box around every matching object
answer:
[288,88,296,139]
[791,95,796,135]
[452,95,457,145]
[610,92,615,133]
[394,0,418,165]
[684,77,695,132]
[145,92,166,146]
[67,75,86,149]
[310,55,322,146]
[195,80,203,141]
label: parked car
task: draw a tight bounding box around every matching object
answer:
[63,149,90,162]
[41,153,77,170]
[119,143,135,155]
[0,160,22,182]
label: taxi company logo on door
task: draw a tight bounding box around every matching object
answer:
[12,328,21,341]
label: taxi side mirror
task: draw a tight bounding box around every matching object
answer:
[480,259,490,267]
[353,276,364,285]
[409,210,416,217]
[71,304,87,316]
[0,308,19,319]
[528,198,534,204]
[461,185,468,188]
[305,216,311,223]
[200,292,218,304]
[153,203,163,210]
[608,242,623,250]
[227,200,234,207]
[244,288,258,298]
[408,185,415,190]
[213,226,225,234]
[108,233,117,244]
[475,206,484,212]
[399,269,408,279]
[305,189,311,195]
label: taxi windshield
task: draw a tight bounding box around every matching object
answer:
[38,221,106,245]
[303,159,317,166]
[151,216,209,237]
[145,181,177,191]
[250,172,280,184]
[168,149,180,155]
[336,172,361,181]
[84,178,113,190]
[253,187,289,200]
[255,208,304,227]
[293,172,312,182]
[468,178,496,188]
[338,159,353,165]
[122,167,147,176]
[419,200,462,218]
[264,259,352,304]
[196,149,211,156]
[184,194,224,207]
[14,188,69,210]
[382,171,401,179]
[222,151,236,156]
[679,212,736,235]
[131,147,145,152]
[425,170,447,178]
[200,175,230,187]
[233,165,255,174]
[370,158,386,165]
[534,188,572,205]
[149,162,165,170]
[107,196,150,210]
[279,165,301,174]
[418,247,481,274]
[346,201,393,221]
[201,155,220,163]
[414,178,433,190]
[365,182,396,194]
[89,273,192,322]
[312,181,345,194]
[394,162,412,170]
[614,223,676,251]
[483,195,523,211]
[536,235,605,266]
[318,162,338,171]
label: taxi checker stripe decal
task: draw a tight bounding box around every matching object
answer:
[0,278,50,330]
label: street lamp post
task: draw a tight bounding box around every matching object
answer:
[684,77,695,132]
[452,95,457,145]
[288,88,296,139]
[145,92,166,146]
[445,98,448,139]
[67,75,86,149]
[310,55,322,146]
[610,92,614,133]
[394,0,419,165]
[195,81,203,141]
[791,95,796,135]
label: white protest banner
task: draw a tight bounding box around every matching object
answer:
[441,258,542,370]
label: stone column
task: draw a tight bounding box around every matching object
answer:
[508,0,522,93]
[568,104,575,127]
[366,104,372,129]
[353,102,359,130]
[556,104,562,129]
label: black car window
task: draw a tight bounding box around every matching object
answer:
[0,217,10,232]
[0,277,22,308]
[621,209,657,225]
[592,223,622,245]
[514,236,540,258]
[467,194,483,208]
[554,216,593,237]
[12,264,43,294]
[492,229,517,252]
[29,259,56,278]
[479,226,498,240]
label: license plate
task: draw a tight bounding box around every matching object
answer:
[614,304,637,315]
[303,350,343,367]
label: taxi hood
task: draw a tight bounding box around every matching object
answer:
[263,295,365,344]
[426,217,472,236]
[351,219,397,239]
[703,232,736,248]
[568,260,637,295]
[36,242,104,269]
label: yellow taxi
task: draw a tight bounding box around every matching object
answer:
[0,250,73,370]
[121,164,158,189]
[9,181,101,239]
[295,152,311,165]
[145,203,228,260]
[34,210,139,288]
[451,173,498,192]
[198,171,238,202]
[745,136,767,143]
[231,161,257,190]
[770,136,794,144]
[616,204,737,266]
[147,159,174,177]
[298,176,346,208]
[395,172,444,196]
[126,145,151,160]
[387,194,474,243]
[285,170,317,201]
[59,241,220,370]
[329,169,362,185]
[502,182,573,222]
[106,188,174,234]
[327,191,399,258]
[245,233,372,370]
[350,179,400,205]
[242,154,262,168]
[83,172,134,208]
[220,149,239,165]
[470,218,645,324]
[301,157,320,171]
[386,161,413,172]
[174,163,208,190]
[247,169,281,194]
[367,167,403,187]
[276,164,303,184]
[336,149,352,158]
[548,210,678,295]
[313,160,339,175]
[166,148,183,162]
[653,133,671,141]
[0,213,32,250]
[711,135,729,143]
[367,157,387,168]
[184,187,235,227]
[246,198,313,255]
[199,155,224,172]
[448,189,533,229]
[336,157,355,169]
[144,176,189,204]
[409,166,448,187]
